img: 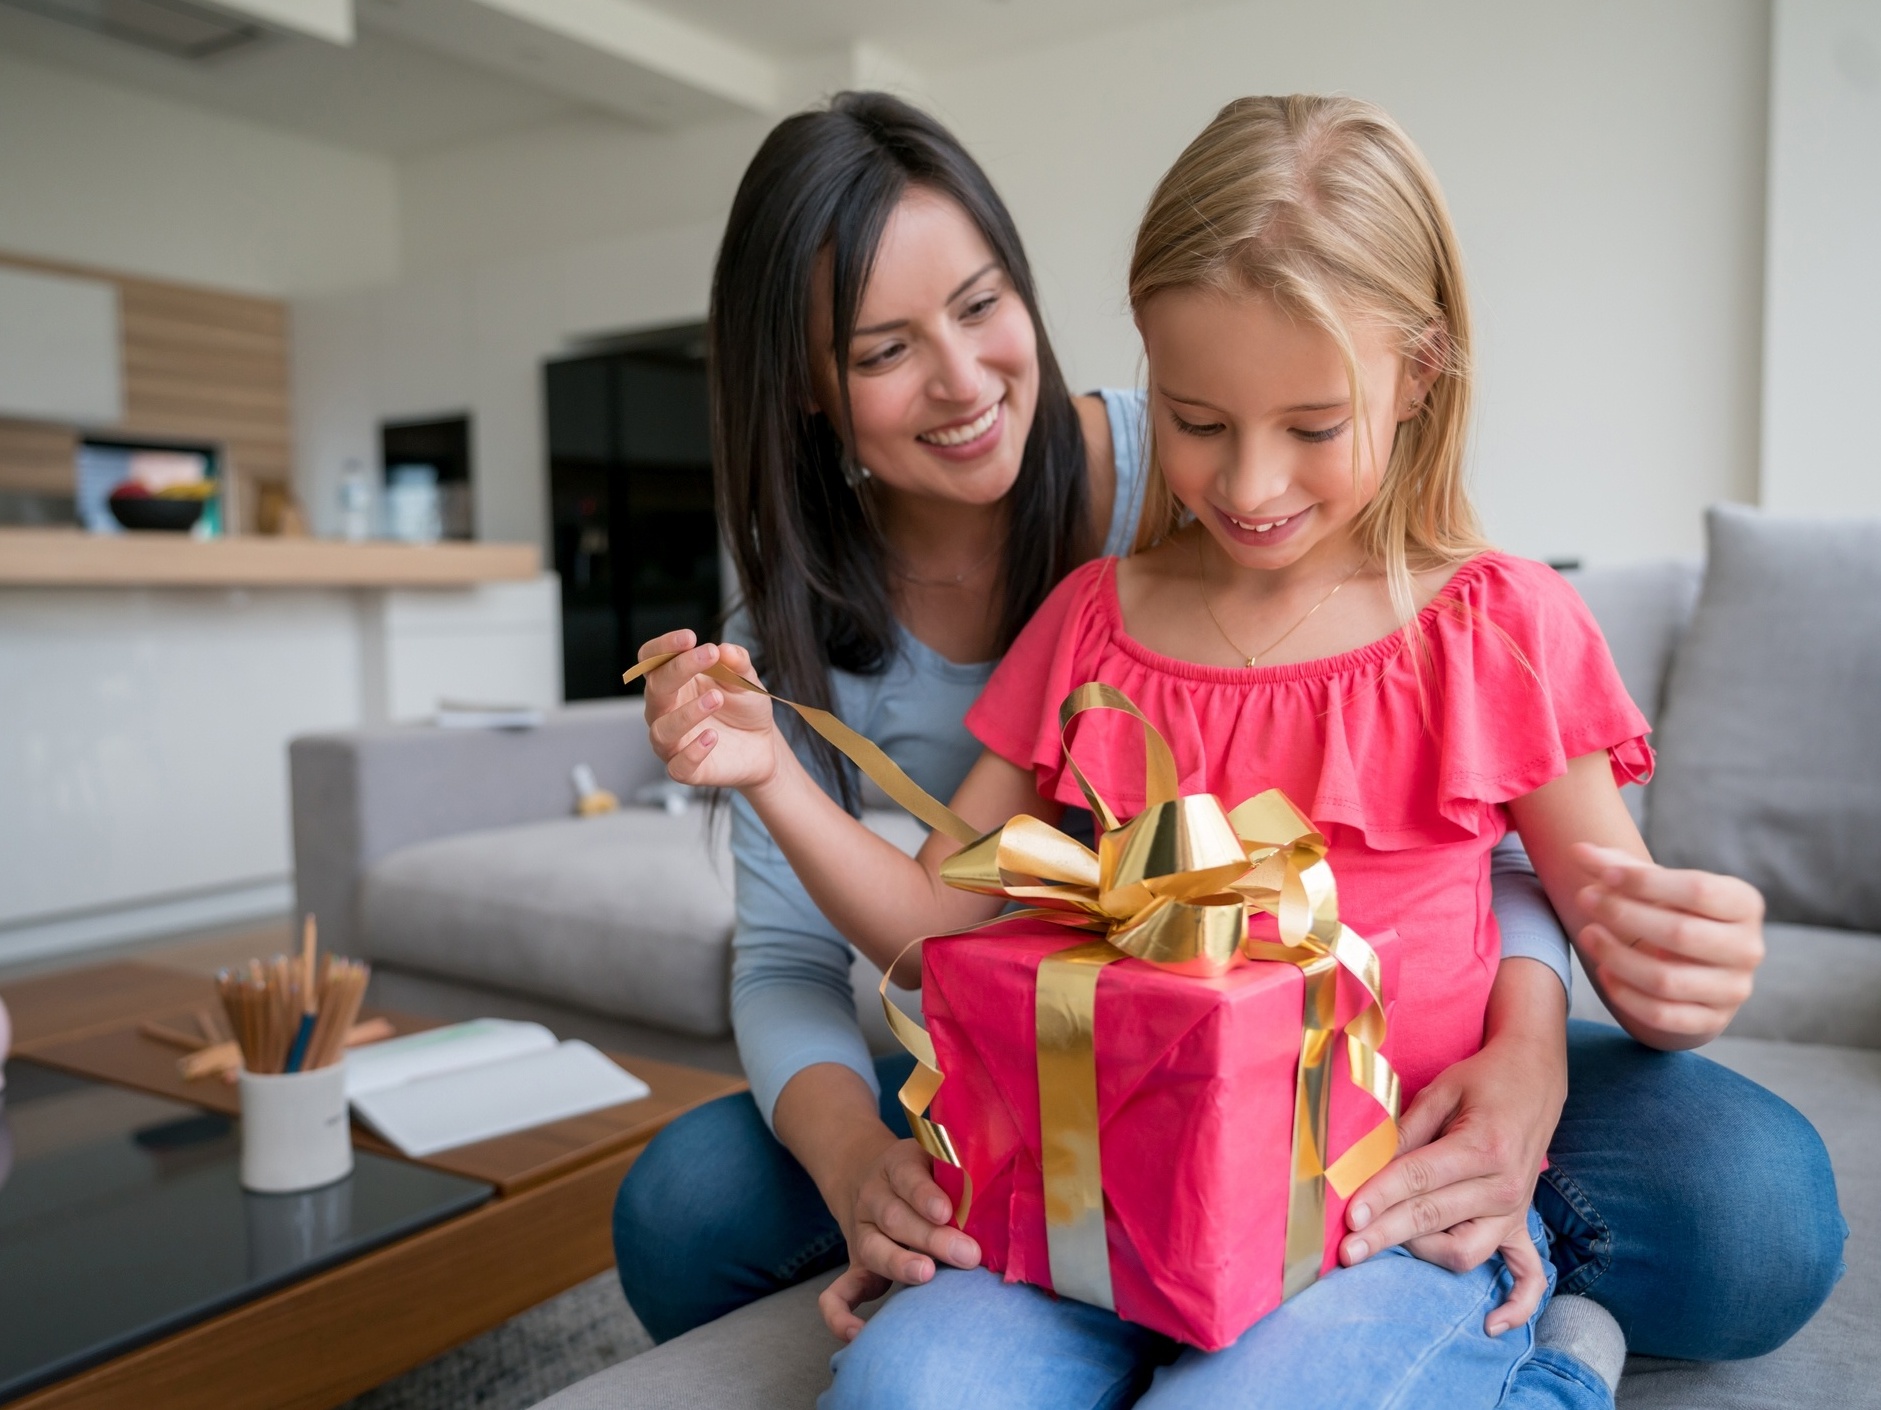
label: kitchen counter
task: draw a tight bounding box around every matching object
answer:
[0,528,539,588]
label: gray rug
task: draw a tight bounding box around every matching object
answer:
[342,1273,653,1410]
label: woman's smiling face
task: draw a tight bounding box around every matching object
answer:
[809,186,1039,506]
[1138,284,1434,571]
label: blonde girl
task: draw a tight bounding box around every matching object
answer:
[641,95,1771,1408]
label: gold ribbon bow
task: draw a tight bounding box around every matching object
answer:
[621,659,1399,1310]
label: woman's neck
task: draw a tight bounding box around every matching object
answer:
[871,483,1009,665]
[874,485,1009,579]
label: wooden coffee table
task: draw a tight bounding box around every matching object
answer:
[0,960,745,1410]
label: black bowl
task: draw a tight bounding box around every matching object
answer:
[109,496,206,532]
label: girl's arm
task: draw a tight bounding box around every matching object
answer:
[1508,752,1765,1050]
[641,636,1053,984]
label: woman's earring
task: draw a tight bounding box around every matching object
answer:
[842,461,873,489]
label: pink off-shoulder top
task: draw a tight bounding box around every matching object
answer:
[965,552,1653,1100]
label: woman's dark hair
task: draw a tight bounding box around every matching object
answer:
[711,91,1091,806]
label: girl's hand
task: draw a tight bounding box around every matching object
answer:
[1573,843,1764,1049]
[817,1136,981,1341]
[1340,1001,1563,1335]
[636,631,788,793]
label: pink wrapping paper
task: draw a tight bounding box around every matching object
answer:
[922,919,1402,1351]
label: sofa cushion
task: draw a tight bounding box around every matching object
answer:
[1726,924,1881,1049]
[1615,1035,1877,1409]
[531,1277,840,1409]
[1648,505,1881,931]
[359,808,735,1036]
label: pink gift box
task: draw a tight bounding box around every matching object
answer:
[921,919,1402,1351]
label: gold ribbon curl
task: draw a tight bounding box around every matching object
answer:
[623,659,1399,1311]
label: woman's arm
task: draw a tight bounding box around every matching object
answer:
[1489,835,1571,996]
[643,636,1051,983]
[1508,752,1764,1049]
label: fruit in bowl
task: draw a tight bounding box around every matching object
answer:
[108,480,212,532]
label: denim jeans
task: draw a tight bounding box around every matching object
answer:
[614,1022,1845,1366]
[821,1210,1611,1410]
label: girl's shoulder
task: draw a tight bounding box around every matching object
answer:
[1424,551,1618,670]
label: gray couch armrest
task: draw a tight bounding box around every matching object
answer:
[290,699,667,955]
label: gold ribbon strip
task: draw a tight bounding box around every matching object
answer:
[1036,940,1125,1309]
[623,657,1400,1307]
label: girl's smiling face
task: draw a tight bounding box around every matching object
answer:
[808,185,1040,507]
[1137,285,1437,572]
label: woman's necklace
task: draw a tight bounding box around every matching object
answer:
[1195,539,1364,668]
[889,537,1004,588]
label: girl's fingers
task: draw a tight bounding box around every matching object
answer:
[1341,1173,1525,1266]
[855,1224,934,1286]
[1575,885,1763,969]
[1347,1110,1499,1239]
[1579,924,1754,1007]
[1485,1227,1548,1336]
[819,1265,891,1342]
[861,1180,979,1269]
[1404,1216,1504,1274]
[648,688,723,757]
[884,1146,955,1227]
[1573,845,1764,923]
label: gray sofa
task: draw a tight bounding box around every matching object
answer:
[288,696,920,1049]
[292,506,1878,1408]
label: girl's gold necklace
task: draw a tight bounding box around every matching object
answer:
[1195,539,1364,668]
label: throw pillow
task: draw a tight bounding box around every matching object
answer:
[1648,504,1881,932]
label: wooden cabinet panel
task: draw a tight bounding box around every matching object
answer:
[0,418,78,496]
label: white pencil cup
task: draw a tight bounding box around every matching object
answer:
[239,1064,354,1193]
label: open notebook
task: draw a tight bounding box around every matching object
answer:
[345,1019,650,1158]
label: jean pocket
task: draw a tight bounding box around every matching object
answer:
[1535,1167,1611,1298]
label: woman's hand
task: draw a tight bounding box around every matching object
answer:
[817,1134,982,1341]
[1572,843,1764,1049]
[1340,961,1566,1335]
[636,630,787,793]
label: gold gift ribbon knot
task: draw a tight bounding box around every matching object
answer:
[623,660,1400,1313]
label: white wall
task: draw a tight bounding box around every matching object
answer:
[302,0,1772,567]
[1760,0,1881,515]
[0,50,399,297]
[923,0,1772,566]
[292,218,721,546]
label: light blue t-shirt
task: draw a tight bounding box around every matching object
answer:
[726,388,1569,1127]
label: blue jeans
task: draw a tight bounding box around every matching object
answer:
[822,1211,1609,1409]
[614,1022,1845,1362]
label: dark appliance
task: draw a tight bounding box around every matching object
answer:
[545,326,719,701]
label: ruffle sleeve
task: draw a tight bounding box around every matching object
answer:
[1425,554,1654,820]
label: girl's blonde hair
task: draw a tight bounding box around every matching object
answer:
[1129,94,1488,629]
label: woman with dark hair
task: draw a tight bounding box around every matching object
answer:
[613,92,1841,1381]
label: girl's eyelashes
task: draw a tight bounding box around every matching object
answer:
[1169,410,1225,437]
[1292,420,1350,444]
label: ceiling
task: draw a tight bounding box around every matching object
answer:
[0,0,1197,158]
[0,4,583,155]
